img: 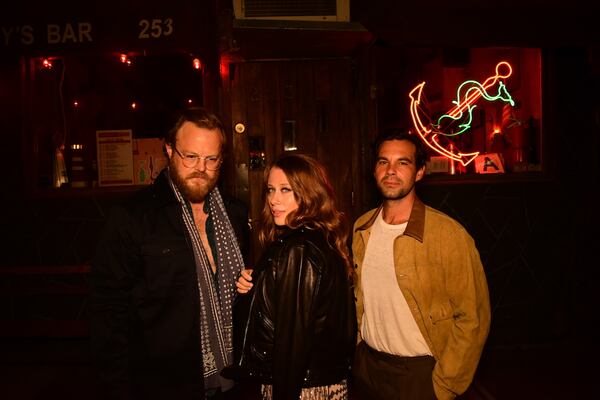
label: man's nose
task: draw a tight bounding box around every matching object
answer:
[194,158,207,171]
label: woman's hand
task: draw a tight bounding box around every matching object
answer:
[236,268,254,294]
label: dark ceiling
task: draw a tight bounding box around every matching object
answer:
[351,0,600,47]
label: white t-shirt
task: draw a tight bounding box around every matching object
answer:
[361,210,432,356]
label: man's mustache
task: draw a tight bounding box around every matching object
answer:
[187,172,209,179]
[382,175,401,182]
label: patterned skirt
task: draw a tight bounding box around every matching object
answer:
[260,379,348,400]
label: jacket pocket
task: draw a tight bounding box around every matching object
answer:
[140,241,189,258]
[429,301,454,325]
[140,241,192,294]
[250,344,269,362]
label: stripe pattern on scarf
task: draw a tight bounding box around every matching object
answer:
[168,175,244,390]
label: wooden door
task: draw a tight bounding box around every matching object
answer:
[228,59,360,264]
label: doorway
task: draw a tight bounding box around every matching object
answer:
[227,58,361,263]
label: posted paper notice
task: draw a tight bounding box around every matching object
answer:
[96,130,134,186]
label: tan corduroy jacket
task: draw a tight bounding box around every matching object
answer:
[352,198,491,400]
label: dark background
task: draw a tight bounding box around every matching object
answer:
[1,1,598,398]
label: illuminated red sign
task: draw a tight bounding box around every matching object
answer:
[409,61,516,166]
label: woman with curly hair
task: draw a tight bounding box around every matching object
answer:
[222,153,356,400]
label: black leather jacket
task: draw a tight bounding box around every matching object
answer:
[226,227,356,400]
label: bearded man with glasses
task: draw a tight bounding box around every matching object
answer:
[91,107,249,400]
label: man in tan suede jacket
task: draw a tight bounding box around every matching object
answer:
[351,131,491,400]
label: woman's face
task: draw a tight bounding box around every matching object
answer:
[267,167,299,226]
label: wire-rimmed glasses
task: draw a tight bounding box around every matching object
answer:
[173,147,222,170]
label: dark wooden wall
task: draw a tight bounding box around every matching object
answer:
[224,59,362,263]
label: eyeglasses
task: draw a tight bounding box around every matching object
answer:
[173,147,222,170]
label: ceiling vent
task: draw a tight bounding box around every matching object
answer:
[233,0,350,22]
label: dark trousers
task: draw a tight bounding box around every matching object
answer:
[206,382,261,400]
[352,341,436,400]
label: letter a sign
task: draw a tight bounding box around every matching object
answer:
[474,153,505,174]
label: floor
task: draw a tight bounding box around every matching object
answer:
[0,337,587,400]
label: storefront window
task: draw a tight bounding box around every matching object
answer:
[408,47,542,176]
[24,52,203,190]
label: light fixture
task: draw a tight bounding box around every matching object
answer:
[42,58,53,69]
[193,58,202,70]
[119,53,133,66]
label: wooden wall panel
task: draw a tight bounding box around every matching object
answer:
[228,58,360,262]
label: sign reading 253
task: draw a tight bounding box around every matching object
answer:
[138,18,173,39]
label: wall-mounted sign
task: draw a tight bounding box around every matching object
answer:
[1,1,213,56]
[474,153,505,174]
[409,61,516,167]
[96,130,134,186]
[133,138,167,185]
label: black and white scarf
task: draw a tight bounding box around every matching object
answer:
[168,175,244,391]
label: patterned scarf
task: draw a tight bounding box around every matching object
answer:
[167,174,244,391]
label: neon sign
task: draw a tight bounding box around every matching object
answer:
[409,61,515,166]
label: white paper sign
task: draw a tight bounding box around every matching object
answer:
[96,130,134,186]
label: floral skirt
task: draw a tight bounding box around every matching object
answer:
[260,379,348,400]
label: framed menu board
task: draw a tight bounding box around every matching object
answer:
[96,130,134,187]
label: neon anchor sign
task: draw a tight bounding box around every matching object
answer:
[409,61,516,166]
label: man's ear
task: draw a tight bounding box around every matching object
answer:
[165,143,173,159]
[416,166,425,182]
